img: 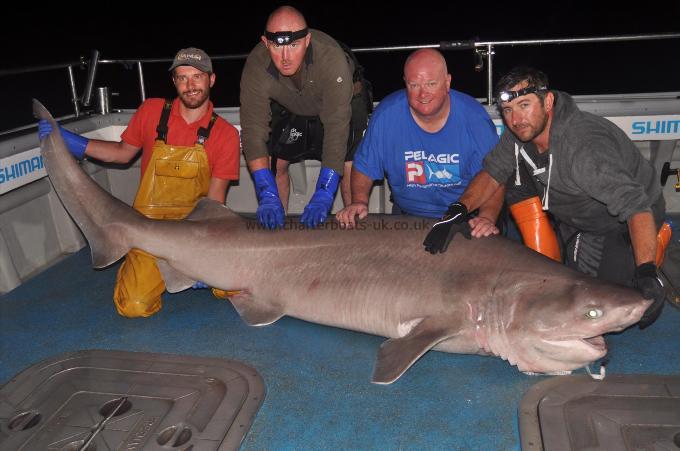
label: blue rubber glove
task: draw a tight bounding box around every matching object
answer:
[252,168,285,229]
[423,202,471,254]
[38,120,89,160]
[634,262,666,329]
[191,281,209,289]
[301,167,340,228]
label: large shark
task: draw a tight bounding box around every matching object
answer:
[34,99,652,384]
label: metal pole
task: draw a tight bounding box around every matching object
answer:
[136,62,146,102]
[81,50,100,107]
[486,45,494,105]
[67,65,80,117]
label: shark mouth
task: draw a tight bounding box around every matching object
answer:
[508,333,609,375]
[528,334,608,373]
[581,335,606,351]
[543,334,606,352]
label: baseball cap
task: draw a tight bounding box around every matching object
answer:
[169,47,213,73]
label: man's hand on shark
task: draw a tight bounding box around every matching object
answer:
[38,119,88,160]
[634,262,666,329]
[336,202,368,229]
[468,216,500,238]
[423,202,470,254]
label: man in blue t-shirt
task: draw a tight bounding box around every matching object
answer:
[336,48,502,237]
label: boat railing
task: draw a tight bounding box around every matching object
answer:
[1,32,678,137]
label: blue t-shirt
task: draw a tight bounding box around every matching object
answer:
[353,89,499,217]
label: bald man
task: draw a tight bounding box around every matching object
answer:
[240,6,371,229]
[336,49,502,234]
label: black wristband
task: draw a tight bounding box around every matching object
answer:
[635,262,657,279]
[445,202,468,216]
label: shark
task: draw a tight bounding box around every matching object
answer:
[34,99,652,384]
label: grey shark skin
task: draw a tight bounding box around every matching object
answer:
[34,99,652,384]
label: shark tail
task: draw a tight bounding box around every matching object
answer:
[33,99,139,269]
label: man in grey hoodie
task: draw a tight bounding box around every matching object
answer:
[423,66,666,327]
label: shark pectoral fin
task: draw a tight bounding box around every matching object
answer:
[156,259,195,293]
[186,198,242,222]
[372,317,462,385]
[228,291,285,326]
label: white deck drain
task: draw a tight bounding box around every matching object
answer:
[0,350,265,450]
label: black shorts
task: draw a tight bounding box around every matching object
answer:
[266,91,370,165]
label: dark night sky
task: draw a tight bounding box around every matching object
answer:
[2,0,679,130]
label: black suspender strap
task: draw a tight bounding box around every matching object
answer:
[155,100,173,142]
[155,100,217,145]
[196,112,219,145]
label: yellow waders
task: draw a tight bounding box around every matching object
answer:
[113,101,215,317]
[113,139,211,317]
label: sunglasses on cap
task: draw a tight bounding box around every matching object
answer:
[497,86,547,103]
[264,28,309,45]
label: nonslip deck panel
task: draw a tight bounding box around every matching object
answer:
[520,374,680,451]
[0,350,265,450]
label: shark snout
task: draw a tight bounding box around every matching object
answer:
[608,298,654,331]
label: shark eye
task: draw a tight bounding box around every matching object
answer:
[585,308,603,319]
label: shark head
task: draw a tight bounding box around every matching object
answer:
[497,275,652,373]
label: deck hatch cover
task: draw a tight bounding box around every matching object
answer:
[519,374,680,450]
[0,350,265,450]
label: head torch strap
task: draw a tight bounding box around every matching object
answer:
[265,28,309,45]
[498,86,547,103]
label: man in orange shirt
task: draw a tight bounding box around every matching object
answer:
[38,47,240,317]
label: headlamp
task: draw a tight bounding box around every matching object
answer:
[497,86,547,103]
[265,28,309,45]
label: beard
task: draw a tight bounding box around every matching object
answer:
[178,86,210,109]
[514,111,549,143]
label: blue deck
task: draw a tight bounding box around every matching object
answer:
[1,248,679,449]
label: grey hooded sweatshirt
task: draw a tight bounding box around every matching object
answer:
[484,91,662,234]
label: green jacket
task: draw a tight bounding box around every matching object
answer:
[239,29,354,174]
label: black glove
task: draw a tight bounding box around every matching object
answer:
[423,202,471,254]
[634,262,666,329]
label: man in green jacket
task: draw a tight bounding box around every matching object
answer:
[240,5,370,229]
